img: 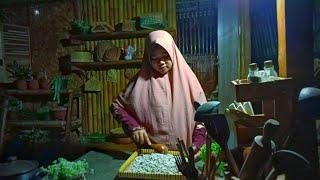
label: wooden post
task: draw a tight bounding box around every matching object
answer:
[277,0,314,90]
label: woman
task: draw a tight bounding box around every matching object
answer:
[111,30,207,150]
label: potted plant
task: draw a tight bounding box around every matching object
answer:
[38,70,50,90]
[6,61,32,90]
[50,76,69,121]
[7,98,23,120]
[50,104,68,121]
[27,74,39,90]
[36,104,50,121]
[18,128,50,144]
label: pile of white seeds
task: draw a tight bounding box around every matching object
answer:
[126,153,180,174]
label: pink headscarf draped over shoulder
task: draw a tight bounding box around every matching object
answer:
[114,30,206,149]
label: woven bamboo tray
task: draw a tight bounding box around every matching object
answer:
[118,149,183,180]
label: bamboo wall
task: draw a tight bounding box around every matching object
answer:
[80,0,176,135]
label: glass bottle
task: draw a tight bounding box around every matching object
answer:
[263,60,278,82]
[247,63,261,83]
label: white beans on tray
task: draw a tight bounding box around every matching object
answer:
[126,153,180,174]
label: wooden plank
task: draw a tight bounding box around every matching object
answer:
[72,60,143,70]
[69,29,176,41]
[231,78,293,102]
[7,119,82,129]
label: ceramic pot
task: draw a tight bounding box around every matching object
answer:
[14,80,27,90]
[7,111,18,120]
[28,80,39,90]
[38,79,50,90]
[51,107,68,121]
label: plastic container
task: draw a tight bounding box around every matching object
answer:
[247,63,261,83]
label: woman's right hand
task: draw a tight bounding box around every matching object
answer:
[132,127,151,146]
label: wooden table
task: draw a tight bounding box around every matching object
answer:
[231,78,294,147]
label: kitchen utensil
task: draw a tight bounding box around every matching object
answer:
[265,149,314,180]
[150,143,168,154]
[175,138,198,179]
[194,101,239,176]
[239,119,279,179]
[0,156,46,180]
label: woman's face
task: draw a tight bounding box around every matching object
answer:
[150,45,173,75]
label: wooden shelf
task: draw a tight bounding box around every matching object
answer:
[59,55,143,73]
[8,119,82,129]
[231,78,293,102]
[72,60,143,70]
[60,39,84,47]
[68,28,176,41]
[2,89,81,102]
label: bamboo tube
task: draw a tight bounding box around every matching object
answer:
[151,0,156,12]
[96,71,102,133]
[83,92,88,134]
[148,0,152,13]
[114,0,119,27]
[107,72,114,130]
[111,72,117,128]
[158,0,163,12]
[143,0,147,14]
[97,71,104,133]
[110,0,114,26]
[92,72,98,133]
[87,72,93,133]
[84,0,90,50]
[116,69,121,127]
[136,0,141,17]
[120,69,125,92]
[105,0,110,23]
[119,0,124,22]
[172,0,177,29]
[87,0,92,50]
[132,0,136,17]
[163,0,167,24]
[100,0,105,21]
[95,0,99,22]
[103,71,110,134]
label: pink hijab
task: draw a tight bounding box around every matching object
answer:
[114,30,206,149]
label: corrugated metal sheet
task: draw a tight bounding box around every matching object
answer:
[80,0,176,134]
[176,0,217,55]
[250,0,278,70]
[176,0,218,99]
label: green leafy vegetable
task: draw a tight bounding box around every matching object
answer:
[41,158,93,180]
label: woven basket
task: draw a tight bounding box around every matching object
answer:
[139,12,167,29]
[94,41,121,62]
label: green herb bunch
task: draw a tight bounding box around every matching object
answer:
[71,20,91,35]
[19,127,50,144]
[6,61,32,80]
[41,158,93,180]
[8,98,22,112]
[200,142,227,177]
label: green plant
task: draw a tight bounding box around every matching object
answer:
[8,98,23,112]
[200,142,227,177]
[70,20,91,35]
[41,158,94,180]
[37,105,50,114]
[51,76,69,104]
[18,128,50,144]
[6,61,32,80]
